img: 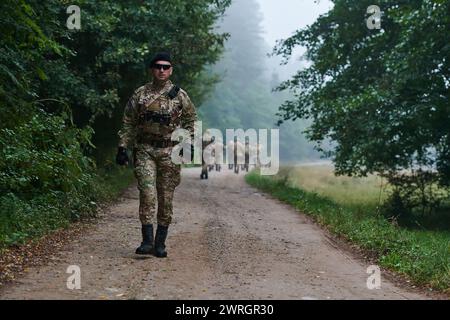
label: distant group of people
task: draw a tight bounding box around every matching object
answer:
[200,135,263,179]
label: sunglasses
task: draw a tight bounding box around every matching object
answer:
[152,63,172,71]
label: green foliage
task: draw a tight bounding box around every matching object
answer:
[0,0,230,246]
[246,171,450,291]
[198,0,320,162]
[69,0,232,162]
[0,166,134,248]
[273,0,450,207]
[58,0,231,120]
[0,108,93,196]
[381,189,412,223]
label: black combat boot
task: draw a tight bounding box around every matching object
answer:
[135,224,154,255]
[154,224,169,258]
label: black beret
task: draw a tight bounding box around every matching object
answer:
[147,52,172,68]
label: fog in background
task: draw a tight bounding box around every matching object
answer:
[258,0,333,81]
[200,0,333,163]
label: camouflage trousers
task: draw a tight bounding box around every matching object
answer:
[133,143,181,226]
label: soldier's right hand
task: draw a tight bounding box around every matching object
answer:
[116,146,129,166]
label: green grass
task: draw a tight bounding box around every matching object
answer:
[0,166,135,249]
[246,168,450,292]
[279,165,390,209]
[279,165,450,231]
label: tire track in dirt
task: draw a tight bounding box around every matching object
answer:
[0,168,431,299]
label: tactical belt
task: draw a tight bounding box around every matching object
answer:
[137,137,178,148]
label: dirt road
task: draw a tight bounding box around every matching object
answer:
[0,168,427,300]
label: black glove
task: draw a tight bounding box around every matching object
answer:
[116,146,129,166]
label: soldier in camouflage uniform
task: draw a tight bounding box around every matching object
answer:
[200,134,214,179]
[116,52,197,258]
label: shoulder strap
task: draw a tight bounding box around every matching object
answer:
[167,85,180,100]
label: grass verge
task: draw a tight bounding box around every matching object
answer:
[0,166,134,250]
[245,170,450,293]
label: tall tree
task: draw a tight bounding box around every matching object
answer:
[199,0,319,161]
[0,0,231,244]
[274,0,450,188]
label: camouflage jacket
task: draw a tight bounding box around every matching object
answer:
[118,80,197,149]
